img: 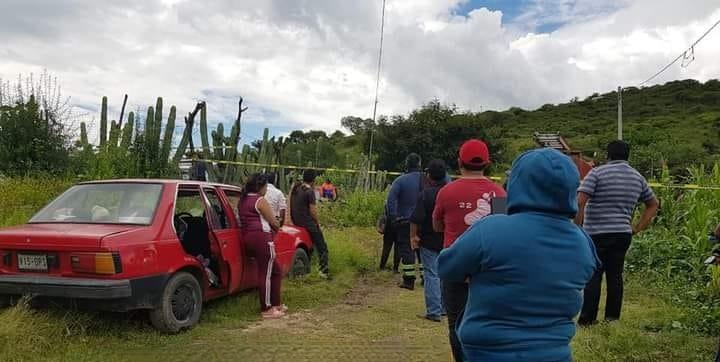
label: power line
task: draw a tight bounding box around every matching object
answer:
[639,17,720,86]
[368,0,387,164]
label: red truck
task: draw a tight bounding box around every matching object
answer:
[0,180,313,333]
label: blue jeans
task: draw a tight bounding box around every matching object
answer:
[419,247,442,317]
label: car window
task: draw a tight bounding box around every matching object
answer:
[175,189,205,217]
[223,189,242,221]
[203,188,229,230]
[30,183,162,225]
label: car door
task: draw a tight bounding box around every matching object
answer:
[201,187,242,293]
[221,187,261,290]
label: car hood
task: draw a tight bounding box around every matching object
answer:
[0,223,141,249]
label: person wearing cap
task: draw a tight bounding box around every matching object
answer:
[438,148,599,362]
[433,139,506,362]
[410,159,449,322]
[385,153,424,290]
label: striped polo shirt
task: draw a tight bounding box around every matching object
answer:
[578,160,655,235]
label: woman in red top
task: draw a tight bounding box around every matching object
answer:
[238,174,286,319]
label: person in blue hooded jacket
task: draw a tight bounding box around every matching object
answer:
[438,148,599,362]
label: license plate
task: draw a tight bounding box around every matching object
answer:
[18,254,48,271]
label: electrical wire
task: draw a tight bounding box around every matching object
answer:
[639,17,720,86]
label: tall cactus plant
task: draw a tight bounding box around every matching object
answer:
[197,97,247,184]
[99,96,108,148]
[78,96,191,179]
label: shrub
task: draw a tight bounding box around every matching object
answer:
[0,177,72,227]
[319,191,386,228]
[626,163,720,334]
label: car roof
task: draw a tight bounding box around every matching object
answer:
[79,179,242,190]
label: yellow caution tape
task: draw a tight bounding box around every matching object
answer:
[199,159,720,190]
[202,159,402,176]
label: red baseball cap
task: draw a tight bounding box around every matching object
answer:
[459,139,490,167]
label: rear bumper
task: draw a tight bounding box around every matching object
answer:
[0,275,131,299]
[0,274,169,311]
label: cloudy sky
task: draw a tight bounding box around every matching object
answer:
[1,0,719,144]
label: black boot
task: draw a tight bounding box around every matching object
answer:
[399,277,415,290]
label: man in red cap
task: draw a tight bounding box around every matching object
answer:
[433,139,506,362]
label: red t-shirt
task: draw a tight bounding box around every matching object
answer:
[433,177,506,248]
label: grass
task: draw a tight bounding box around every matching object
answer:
[572,277,716,361]
[0,227,379,362]
[0,224,718,361]
[0,177,71,227]
[0,177,718,361]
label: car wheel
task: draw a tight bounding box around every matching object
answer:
[289,248,311,278]
[149,272,203,334]
[0,295,11,309]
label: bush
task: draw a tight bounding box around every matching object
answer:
[319,191,386,228]
[0,177,72,227]
[625,164,720,334]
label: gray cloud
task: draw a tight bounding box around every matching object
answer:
[1,0,719,143]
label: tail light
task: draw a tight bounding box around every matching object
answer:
[70,252,122,275]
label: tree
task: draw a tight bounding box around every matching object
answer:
[0,95,70,175]
[0,70,74,128]
[340,116,374,135]
[372,100,506,172]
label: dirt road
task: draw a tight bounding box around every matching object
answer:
[165,273,451,361]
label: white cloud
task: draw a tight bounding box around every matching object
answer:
[1,0,719,142]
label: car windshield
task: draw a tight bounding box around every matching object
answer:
[30,183,163,225]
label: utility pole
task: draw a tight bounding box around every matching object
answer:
[617,86,623,140]
[368,0,386,165]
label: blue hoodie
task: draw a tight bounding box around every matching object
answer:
[438,148,599,362]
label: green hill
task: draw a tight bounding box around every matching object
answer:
[327,79,720,177]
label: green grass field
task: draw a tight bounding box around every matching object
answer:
[1,226,717,361]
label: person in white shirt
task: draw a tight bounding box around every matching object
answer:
[264,172,287,225]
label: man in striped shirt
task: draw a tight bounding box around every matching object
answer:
[575,140,659,326]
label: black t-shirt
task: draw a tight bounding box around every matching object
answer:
[291,184,318,231]
[190,161,207,181]
[410,184,445,251]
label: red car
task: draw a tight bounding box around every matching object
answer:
[0,180,313,333]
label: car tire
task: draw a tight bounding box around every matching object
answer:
[289,248,311,278]
[149,272,203,334]
[0,295,11,309]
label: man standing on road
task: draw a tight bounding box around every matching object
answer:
[433,139,506,362]
[576,140,659,326]
[264,172,287,226]
[410,159,448,322]
[386,153,424,290]
[290,169,330,279]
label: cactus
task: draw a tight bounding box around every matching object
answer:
[199,105,211,159]
[195,97,248,184]
[120,112,134,151]
[144,106,155,173]
[78,96,193,179]
[80,122,89,149]
[99,96,108,148]
[108,120,121,151]
[160,106,176,165]
[153,98,163,168]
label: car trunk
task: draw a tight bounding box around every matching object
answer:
[0,223,139,249]
[0,224,141,277]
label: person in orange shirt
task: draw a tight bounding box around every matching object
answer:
[320,179,338,201]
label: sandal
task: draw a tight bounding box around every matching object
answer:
[262,308,285,319]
